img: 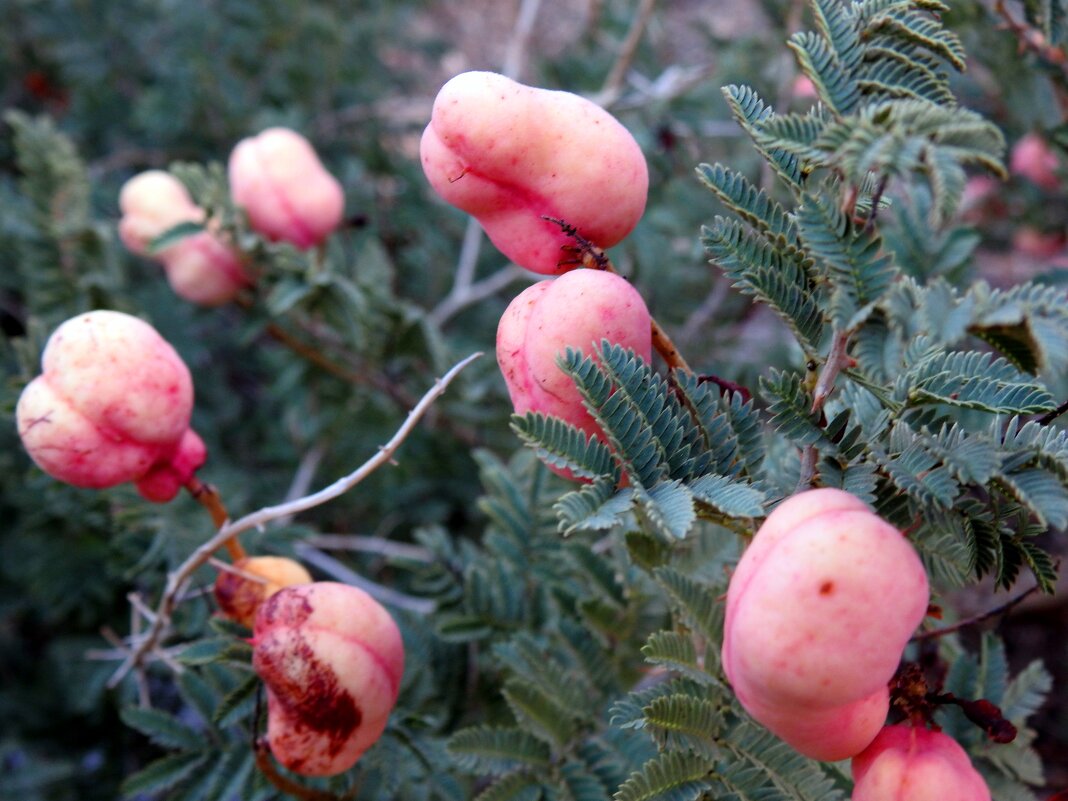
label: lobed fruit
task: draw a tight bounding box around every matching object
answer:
[421,71,648,275]
[722,488,929,760]
[229,127,345,249]
[16,310,206,502]
[251,582,405,777]
[1010,132,1060,192]
[214,556,313,627]
[851,725,991,801]
[497,269,652,475]
[119,170,249,306]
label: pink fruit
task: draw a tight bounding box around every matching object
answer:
[420,71,648,275]
[722,488,930,760]
[851,725,991,801]
[251,582,405,777]
[215,556,313,628]
[229,127,345,249]
[1010,132,1060,192]
[497,269,652,475]
[119,171,250,306]
[792,75,818,100]
[15,310,206,502]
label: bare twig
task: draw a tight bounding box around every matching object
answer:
[991,0,1068,111]
[275,443,327,527]
[912,584,1043,642]
[293,544,437,614]
[306,534,434,563]
[104,353,480,690]
[594,0,657,108]
[796,328,853,490]
[501,0,544,81]
[1038,396,1068,425]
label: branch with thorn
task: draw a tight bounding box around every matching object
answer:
[101,353,480,693]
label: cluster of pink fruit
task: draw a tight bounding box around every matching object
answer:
[421,71,653,469]
[16,127,403,779]
[421,73,995,799]
[119,127,345,305]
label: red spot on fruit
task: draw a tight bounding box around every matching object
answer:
[819,580,834,595]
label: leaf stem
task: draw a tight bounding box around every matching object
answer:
[796,327,853,490]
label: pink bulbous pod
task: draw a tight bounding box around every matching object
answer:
[1010,132,1061,192]
[722,488,930,760]
[16,310,206,502]
[229,127,345,249]
[251,582,405,777]
[497,269,652,478]
[118,170,250,306]
[421,71,648,275]
[851,725,991,801]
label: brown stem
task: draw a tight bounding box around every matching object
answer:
[992,0,1068,113]
[184,477,245,561]
[912,584,1042,642]
[254,740,344,801]
[544,216,693,373]
[1038,396,1068,425]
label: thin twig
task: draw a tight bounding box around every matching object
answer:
[306,534,434,563]
[991,0,1068,112]
[796,328,853,490]
[293,544,437,614]
[912,584,1043,641]
[104,353,480,689]
[275,443,326,527]
[594,0,657,107]
[1038,396,1068,425]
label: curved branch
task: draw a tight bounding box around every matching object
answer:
[105,353,481,689]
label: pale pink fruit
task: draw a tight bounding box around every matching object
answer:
[215,556,313,627]
[16,310,206,502]
[1010,132,1061,192]
[792,75,818,99]
[252,582,405,777]
[229,127,345,249]
[118,170,249,306]
[851,725,991,801]
[421,71,648,275]
[497,269,652,477]
[722,488,929,760]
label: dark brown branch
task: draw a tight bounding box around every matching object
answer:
[1038,396,1068,425]
[912,583,1042,642]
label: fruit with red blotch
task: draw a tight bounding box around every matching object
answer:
[214,556,313,627]
[497,269,652,477]
[229,127,345,249]
[251,582,404,777]
[421,71,648,275]
[118,170,250,306]
[1010,132,1061,192]
[16,311,207,502]
[851,725,991,800]
[722,488,930,761]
